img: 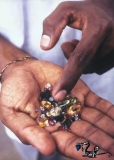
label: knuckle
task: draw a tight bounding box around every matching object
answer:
[92,112,104,125]
[43,17,53,28]
[43,17,57,34]
[84,125,98,139]
[82,108,104,126]
[57,1,68,8]
[43,1,68,26]
[107,105,114,117]
[105,104,114,114]
[74,51,90,67]
[91,96,101,108]
[101,18,113,33]
[108,141,114,154]
[89,17,113,37]
[63,136,77,154]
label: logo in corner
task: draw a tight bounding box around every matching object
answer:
[75,141,112,158]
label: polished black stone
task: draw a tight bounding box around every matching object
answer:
[40,90,51,100]
[54,115,64,122]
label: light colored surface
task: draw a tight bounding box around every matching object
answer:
[81,68,114,104]
[0,1,80,159]
[0,0,113,160]
[0,121,22,160]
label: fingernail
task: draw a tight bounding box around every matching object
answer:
[54,90,67,101]
[40,35,50,47]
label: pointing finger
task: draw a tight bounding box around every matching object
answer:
[52,27,105,101]
[40,1,81,50]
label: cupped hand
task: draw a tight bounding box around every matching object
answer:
[0,58,114,159]
[51,80,114,159]
[40,0,114,101]
[0,59,63,156]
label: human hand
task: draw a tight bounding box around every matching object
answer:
[0,59,63,156]
[0,37,114,159]
[50,80,114,159]
[0,36,65,155]
[40,0,114,101]
[1,58,114,159]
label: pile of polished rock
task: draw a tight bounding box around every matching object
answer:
[37,83,81,131]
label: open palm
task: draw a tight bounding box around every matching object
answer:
[0,59,114,160]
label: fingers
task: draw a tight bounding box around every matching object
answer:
[45,122,61,133]
[40,1,113,102]
[40,2,67,50]
[23,101,41,119]
[52,28,104,101]
[52,131,113,160]
[52,131,88,160]
[0,106,56,156]
[70,120,114,156]
[61,39,79,60]
[40,1,81,50]
[0,69,42,120]
[85,91,114,120]
[81,107,114,137]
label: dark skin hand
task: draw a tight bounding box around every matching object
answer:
[40,0,114,102]
[0,38,114,159]
[1,61,114,160]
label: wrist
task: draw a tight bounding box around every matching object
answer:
[0,36,30,70]
[1,57,37,83]
[0,36,37,83]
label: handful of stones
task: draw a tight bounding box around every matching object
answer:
[37,83,81,131]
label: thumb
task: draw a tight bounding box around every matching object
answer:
[61,39,79,59]
[40,2,80,50]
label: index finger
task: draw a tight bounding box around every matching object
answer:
[52,26,105,101]
[0,105,56,156]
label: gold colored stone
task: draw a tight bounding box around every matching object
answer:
[38,121,46,127]
[38,116,49,127]
[77,104,81,113]
[37,114,48,127]
[41,101,51,109]
[66,104,81,116]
